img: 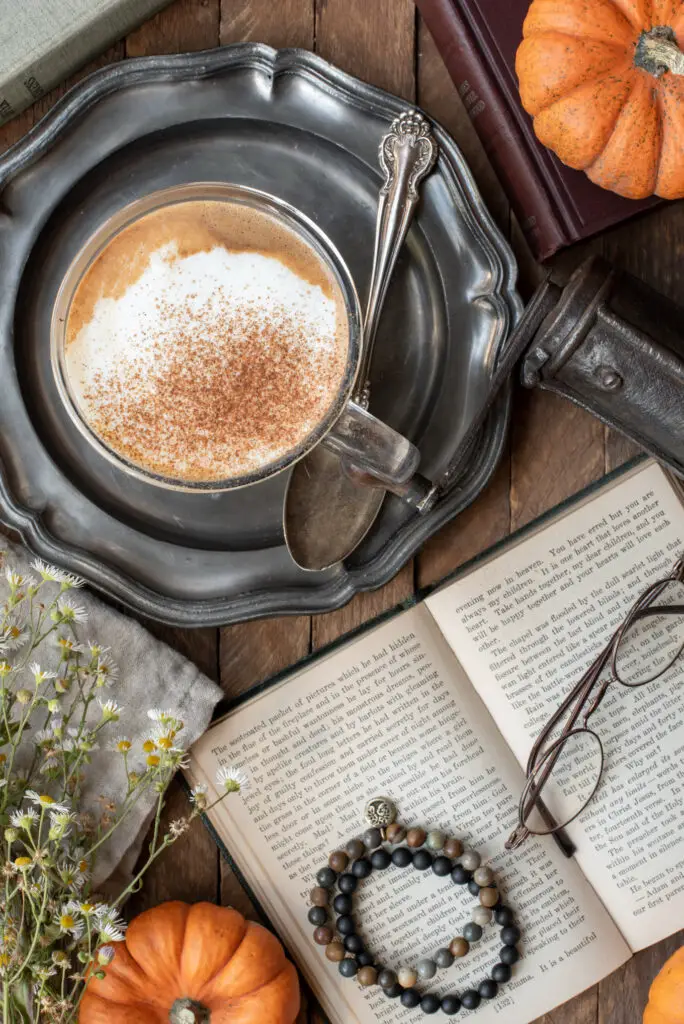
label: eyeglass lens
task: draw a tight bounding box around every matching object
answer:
[614,579,684,686]
[520,729,604,836]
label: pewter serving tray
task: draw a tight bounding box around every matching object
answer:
[0,44,521,626]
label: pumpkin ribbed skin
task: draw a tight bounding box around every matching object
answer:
[516,0,684,198]
[644,947,684,1024]
[79,902,300,1024]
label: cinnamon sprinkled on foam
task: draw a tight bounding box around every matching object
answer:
[64,202,349,483]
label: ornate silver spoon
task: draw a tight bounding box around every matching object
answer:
[284,110,438,571]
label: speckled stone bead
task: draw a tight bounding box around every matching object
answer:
[313,926,333,945]
[345,838,365,861]
[308,907,327,926]
[435,948,454,969]
[406,827,426,848]
[420,994,441,1014]
[479,979,498,1000]
[449,937,469,958]
[310,887,329,907]
[392,847,413,868]
[472,906,492,927]
[416,959,437,981]
[316,867,336,888]
[333,894,352,915]
[473,865,494,887]
[329,850,349,873]
[378,969,397,990]
[325,941,345,962]
[441,995,461,1015]
[400,989,421,1009]
[363,828,383,850]
[443,837,463,858]
[385,823,406,844]
[495,905,514,927]
[461,990,480,1011]
[338,873,358,894]
[426,830,445,851]
[480,886,499,908]
[336,915,355,936]
[432,855,452,877]
[398,967,418,988]
[351,858,373,879]
[339,958,357,978]
[501,925,521,946]
[461,849,481,871]
[463,922,482,943]
[500,945,520,966]
[358,966,378,987]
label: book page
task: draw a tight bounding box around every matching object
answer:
[426,461,684,951]
[188,604,628,1024]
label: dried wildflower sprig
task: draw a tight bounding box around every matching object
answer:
[0,556,244,1023]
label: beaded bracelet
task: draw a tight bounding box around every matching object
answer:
[307,798,521,1015]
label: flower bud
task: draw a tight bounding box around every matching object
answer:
[4,827,18,843]
[16,689,32,705]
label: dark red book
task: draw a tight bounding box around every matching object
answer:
[416,0,660,260]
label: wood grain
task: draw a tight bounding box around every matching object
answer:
[220,0,314,48]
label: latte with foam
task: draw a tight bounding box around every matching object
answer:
[64,198,350,484]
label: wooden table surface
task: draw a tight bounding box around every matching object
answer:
[2,1,683,1020]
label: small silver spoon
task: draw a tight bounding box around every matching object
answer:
[284,110,438,571]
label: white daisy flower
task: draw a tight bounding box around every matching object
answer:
[96,907,127,943]
[215,765,249,794]
[56,599,88,624]
[190,783,208,807]
[98,699,122,722]
[5,567,32,588]
[2,620,27,651]
[30,559,79,586]
[34,728,55,746]
[10,807,38,830]
[56,905,84,939]
[169,818,190,838]
[25,790,69,813]
[147,708,168,723]
[112,736,132,754]
[28,663,57,686]
[95,657,119,687]
[56,637,85,654]
[32,965,57,983]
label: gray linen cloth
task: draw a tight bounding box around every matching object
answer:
[3,539,223,887]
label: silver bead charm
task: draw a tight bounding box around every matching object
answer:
[364,797,397,829]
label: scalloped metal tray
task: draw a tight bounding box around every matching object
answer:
[0,44,521,626]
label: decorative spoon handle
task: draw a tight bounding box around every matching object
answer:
[354,110,438,408]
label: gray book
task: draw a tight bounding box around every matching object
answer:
[0,0,172,126]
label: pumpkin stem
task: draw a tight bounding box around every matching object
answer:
[169,998,210,1024]
[635,26,684,77]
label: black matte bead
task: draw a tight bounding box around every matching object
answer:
[336,915,355,936]
[307,907,327,926]
[333,894,353,915]
[451,864,472,885]
[463,922,483,942]
[441,995,461,1015]
[420,994,441,1014]
[316,867,336,888]
[492,963,512,983]
[392,847,413,868]
[413,850,433,871]
[468,878,482,896]
[479,979,498,1000]
[378,969,397,990]
[344,934,364,954]
[400,989,421,1009]
[363,827,383,850]
[494,905,514,927]
[431,855,452,877]
[371,849,392,870]
[339,958,357,978]
[357,951,374,967]
[461,990,481,1010]
[385,982,403,999]
[500,945,520,966]
[338,873,358,894]
[352,858,373,879]
[501,925,521,946]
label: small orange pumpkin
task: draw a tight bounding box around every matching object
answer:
[516,0,684,199]
[79,902,300,1024]
[644,946,684,1023]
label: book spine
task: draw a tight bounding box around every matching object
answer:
[0,0,171,128]
[416,0,570,260]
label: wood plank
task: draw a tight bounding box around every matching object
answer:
[126,0,220,54]
[599,933,684,1024]
[220,0,314,49]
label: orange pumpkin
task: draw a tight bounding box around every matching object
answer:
[79,902,300,1024]
[516,0,684,199]
[644,947,684,1023]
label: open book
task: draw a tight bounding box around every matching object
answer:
[187,458,684,1023]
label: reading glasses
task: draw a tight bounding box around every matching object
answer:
[506,554,684,854]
